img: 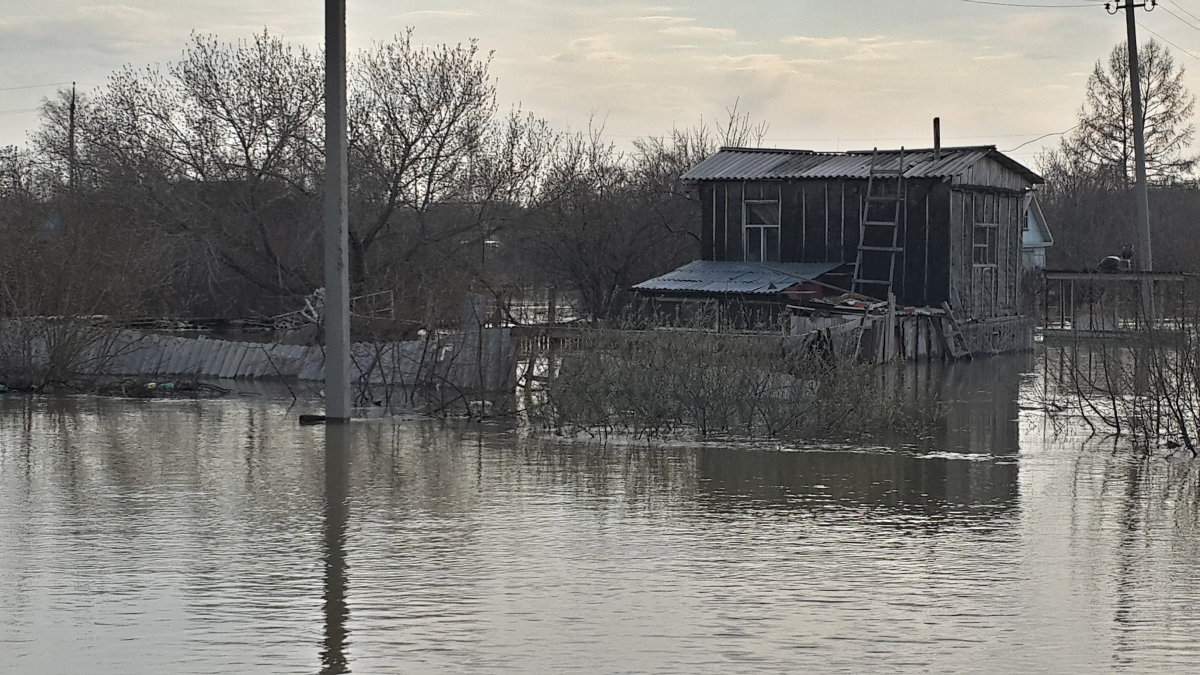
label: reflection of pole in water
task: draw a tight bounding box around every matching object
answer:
[321,424,351,674]
[1112,451,1147,664]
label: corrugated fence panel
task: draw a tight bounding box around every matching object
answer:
[59,328,512,393]
[217,342,240,378]
[209,341,231,377]
[240,344,266,379]
[299,346,324,381]
[182,340,204,375]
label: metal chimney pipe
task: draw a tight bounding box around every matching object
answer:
[933,117,941,161]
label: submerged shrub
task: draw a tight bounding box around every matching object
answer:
[535,314,934,441]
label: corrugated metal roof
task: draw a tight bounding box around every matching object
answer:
[633,260,844,295]
[681,145,1042,183]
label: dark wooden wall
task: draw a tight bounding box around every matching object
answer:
[699,178,955,309]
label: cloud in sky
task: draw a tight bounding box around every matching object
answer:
[627,14,735,41]
[782,35,858,50]
[0,0,1186,166]
[390,9,480,21]
[1,5,175,55]
[632,15,693,26]
[546,35,633,65]
[659,25,736,41]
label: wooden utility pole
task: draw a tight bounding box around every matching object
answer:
[1106,1,1155,273]
[1106,0,1157,322]
[323,0,352,421]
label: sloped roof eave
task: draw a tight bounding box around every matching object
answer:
[1022,192,1055,247]
[682,145,1042,185]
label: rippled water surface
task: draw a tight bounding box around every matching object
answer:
[4,355,1200,673]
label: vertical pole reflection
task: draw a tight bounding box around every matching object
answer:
[321,424,351,674]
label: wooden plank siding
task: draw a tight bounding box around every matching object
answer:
[949,187,1023,319]
[803,181,825,262]
[924,182,952,306]
[725,182,743,261]
[834,182,851,265]
[782,180,803,261]
[696,177,1025,315]
[701,180,715,260]
[949,156,1030,193]
[892,180,951,307]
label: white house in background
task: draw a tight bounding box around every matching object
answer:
[1022,193,1053,270]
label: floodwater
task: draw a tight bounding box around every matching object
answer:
[4,354,1200,674]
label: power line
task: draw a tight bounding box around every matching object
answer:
[1166,0,1200,23]
[0,82,72,92]
[1005,126,1078,152]
[0,108,38,116]
[959,0,1099,6]
[1159,3,1200,29]
[1139,21,1200,59]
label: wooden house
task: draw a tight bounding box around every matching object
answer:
[635,145,1043,355]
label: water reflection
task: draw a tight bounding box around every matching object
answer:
[695,355,1030,517]
[695,445,1017,517]
[322,424,351,675]
[1013,426,1200,671]
[904,352,1031,456]
[6,355,1200,672]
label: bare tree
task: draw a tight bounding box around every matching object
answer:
[1038,40,1198,271]
[348,34,493,289]
[0,146,47,228]
[347,34,555,308]
[511,107,767,321]
[1060,38,1195,186]
[512,126,689,321]
[29,30,555,321]
[32,32,326,315]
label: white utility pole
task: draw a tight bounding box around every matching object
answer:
[323,0,352,421]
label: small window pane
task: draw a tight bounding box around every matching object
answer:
[764,228,780,262]
[747,202,778,225]
[746,227,763,262]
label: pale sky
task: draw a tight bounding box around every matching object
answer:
[2,0,1199,169]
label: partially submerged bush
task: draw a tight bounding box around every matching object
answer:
[1042,276,1200,454]
[534,321,934,441]
[0,317,120,389]
[0,218,162,389]
[1047,326,1200,453]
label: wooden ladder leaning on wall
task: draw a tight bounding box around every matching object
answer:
[852,147,906,299]
[940,300,973,360]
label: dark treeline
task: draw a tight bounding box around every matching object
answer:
[9,32,1198,330]
[0,31,763,330]
[1037,177,1200,273]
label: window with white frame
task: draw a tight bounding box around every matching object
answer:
[744,200,780,262]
